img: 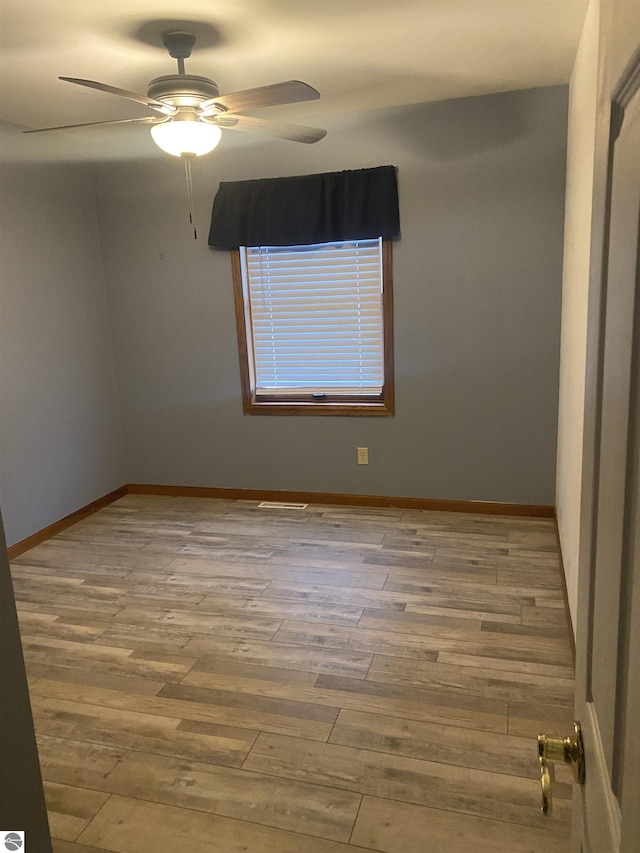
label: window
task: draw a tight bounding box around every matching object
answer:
[232,238,394,415]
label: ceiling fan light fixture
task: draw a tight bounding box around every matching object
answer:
[150,116,222,157]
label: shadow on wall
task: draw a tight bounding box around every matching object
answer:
[339,89,533,161]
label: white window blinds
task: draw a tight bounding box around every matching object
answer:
[242,238,384,396]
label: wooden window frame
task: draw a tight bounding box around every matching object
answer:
[231,240,394,416]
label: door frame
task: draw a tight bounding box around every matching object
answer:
[572,45,640,852]
[0,509,53,848]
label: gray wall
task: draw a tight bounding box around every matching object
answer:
[94,85,568,506]
[0,162,126,546]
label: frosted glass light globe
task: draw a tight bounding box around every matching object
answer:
[151,119,222,157]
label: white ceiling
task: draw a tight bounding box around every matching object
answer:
[0,0,588,161]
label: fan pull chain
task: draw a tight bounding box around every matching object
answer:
[182,154,198,240]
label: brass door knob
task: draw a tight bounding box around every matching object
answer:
[537,721,585,813]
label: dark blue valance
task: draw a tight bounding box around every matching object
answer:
[208,165,400,249]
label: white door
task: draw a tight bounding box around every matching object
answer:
[571,47,640,853]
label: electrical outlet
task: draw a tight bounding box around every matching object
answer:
[357,447,369,465]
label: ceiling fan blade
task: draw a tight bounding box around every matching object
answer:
[59,77,176,116]
[200,80,320,116]
[210,113,326,144]
[23,116,166,134]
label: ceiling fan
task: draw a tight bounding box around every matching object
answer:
[24,30,327,154]
[25,31,326,237]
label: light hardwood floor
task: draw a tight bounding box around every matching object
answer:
[10,495,575,852]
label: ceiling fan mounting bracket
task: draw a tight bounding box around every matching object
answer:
[162,31,196,60]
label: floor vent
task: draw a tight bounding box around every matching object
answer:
[257,501,309,510]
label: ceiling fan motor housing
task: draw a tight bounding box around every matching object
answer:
[146,75,221,109]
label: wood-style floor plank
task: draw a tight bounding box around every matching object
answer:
[185,638,373,678]
[52,840,114,853]
[350,796,570,853]
[43,782,110,843]
[10,495,574,851]
[167,557,390,589]
[329,709,538,777]
[31,694,257,767]
[367,654,575,705]
[100,749,362,841]
[77,795,375,853]
[30,677,336,742]
[36,733,126,789]
[181,667,508,732]
[272,619,572,667]
[243,732,570,829]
